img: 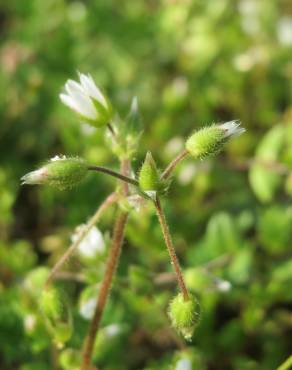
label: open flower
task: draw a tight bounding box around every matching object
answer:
[60,73,112,127]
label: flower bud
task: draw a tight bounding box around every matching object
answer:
[107,97,142,160]
[21,156,88,190]
[139,152,168,197]
[185,121,245,160]
[60,72,113,128]
[40,286,72,346]
[168,293,200,341]
[139,152,160,191]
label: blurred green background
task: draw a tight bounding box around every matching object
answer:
[0,0,292,369]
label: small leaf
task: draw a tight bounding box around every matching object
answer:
[249,125,284,202]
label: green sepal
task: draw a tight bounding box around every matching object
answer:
[21,157,88,190]
[168,293,200,341]
[185,126,226,160]
[138,152,169,196]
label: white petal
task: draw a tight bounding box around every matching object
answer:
[72,225,105,258]
[65,79,85,95]
[220,120,245,138]
[176,358,192,370]
[63,84,97,120]
[21,168,48,185]
[104,324,121,337]
[60,93,83,115]
[79,73,108,108]
[79,298,97,320]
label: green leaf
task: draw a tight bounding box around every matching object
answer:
[258,206,292,254]
[249,125,284,202]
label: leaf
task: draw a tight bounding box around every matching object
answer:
[249,125,284,202]
[258,206,292,254]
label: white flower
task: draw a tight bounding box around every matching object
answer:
[277,17,292,46]
[60,73,112,127]
[219,120,246,138]
[176,358,192,370]
[215,278,232,292]
[79,297,97,320]
[104,324,121,337]
[24,314,37,333]
[72,225,105,258]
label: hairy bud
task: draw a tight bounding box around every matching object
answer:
[139,152,168,197]
[185,121,245,160]
[168,293,200,341]
[21,156,88,190]
[139,152,160,191]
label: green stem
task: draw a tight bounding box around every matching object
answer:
[45,192,118,289]
[80,159,130,370]
[160,149,188,180]
[88,165,139,187]
[154,196,189,301]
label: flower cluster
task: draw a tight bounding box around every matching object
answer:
[21,72,245,364]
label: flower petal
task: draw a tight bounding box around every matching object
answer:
[79,73,108,108]
[63,83,97,120]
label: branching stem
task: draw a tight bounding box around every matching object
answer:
[81,159,130,370]
[154,196,189,301]
[45,192,118,289]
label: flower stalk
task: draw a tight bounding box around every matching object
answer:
[45,192,119,289]
[154,196,189,301]
[161,149,189,180]
[87,165,138,187]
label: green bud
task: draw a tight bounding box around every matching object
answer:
[40,286,72,346]
[21,156,88,190]
[139,152,160,191]
[185,121,245,160]
[168,293,200,341]
[139,152,168,197]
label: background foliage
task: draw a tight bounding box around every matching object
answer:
[0,0,291,369]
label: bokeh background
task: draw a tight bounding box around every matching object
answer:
[0,0,292,369]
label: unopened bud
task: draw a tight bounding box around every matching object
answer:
[185,121,245,160]
[139,152,168,197]
[139,152,160,191]
[168,293,200,341]
[21,156,88,190]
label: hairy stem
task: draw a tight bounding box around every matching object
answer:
[160,149,188,180]
[107,123,116,137]
[45,192,118,289]
[88,165,138,187]
[81,160,130,370]
[154,197,189,301]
